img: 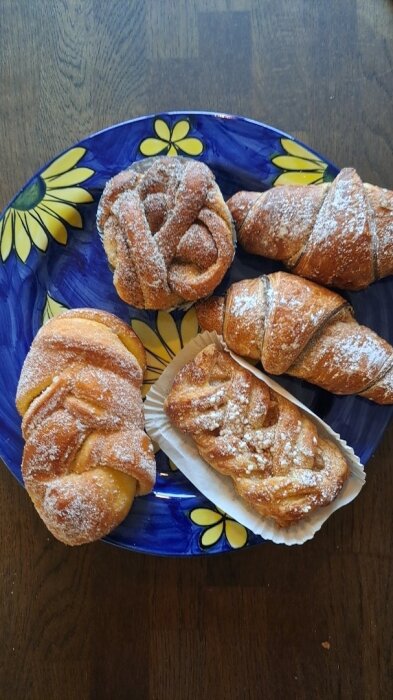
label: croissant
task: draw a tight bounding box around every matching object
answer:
[97,156,235,309]
[165,345,349,526]
[16,308,156,546]
[228,168,393,290]
[196,272,393,404]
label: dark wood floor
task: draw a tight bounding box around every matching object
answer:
[0,1,392,698]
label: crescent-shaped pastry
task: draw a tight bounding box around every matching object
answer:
[228,168,393,290]
[196,272,393,404]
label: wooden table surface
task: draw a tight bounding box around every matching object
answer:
[1,1,392,698]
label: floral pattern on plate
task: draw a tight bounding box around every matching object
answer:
[0,148,94,263]
[272,138,332,186]
[139,117,204,157]
[1,111,391,556]
[190,507,248,550]
[131,308,199,398]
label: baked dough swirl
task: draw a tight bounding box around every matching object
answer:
[16,309,156,545]
[97,157,235,309]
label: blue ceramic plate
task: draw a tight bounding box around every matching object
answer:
[0,112,392,555]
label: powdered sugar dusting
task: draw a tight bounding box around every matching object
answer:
[165,345,349,525]
[238,185,326,262]
[236,168,391,290]
[97,156,234,309]
[364,182,393,280]
[293,318,393,396]
[18,311,156,545]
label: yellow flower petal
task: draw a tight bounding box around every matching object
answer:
[171,120,191,142]
[41,200,82,228]
[45,186,94,204]
[143,367,163,383]
[225,519,248,549]
[41,147,87,179]
[35,207,68,244]
[280,138,325,164]
[167,144,178,156]
[272,155,325,172]
[42,293,68,324]
[139,138,169,157]
[274,172,324,187]
[154,119,171,142]
[0,211,13,261]
[25,213,48,251]
[156,312,181,356]
[175,138,204,156]
[145,349,167,371]
[180,307,199,346]
[14,215,31,262]
[131,319,172,363]
[45,168,94,188]
[200,522,224,548]
[141,384,150,399]
[190,508,223,527]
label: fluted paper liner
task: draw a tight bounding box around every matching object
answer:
[144,331,365,545]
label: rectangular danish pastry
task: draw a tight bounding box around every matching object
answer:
[164,344,350,527]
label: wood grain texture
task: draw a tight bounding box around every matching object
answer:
[0,1,392,698]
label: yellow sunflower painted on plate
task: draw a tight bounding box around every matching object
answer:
[139,118,204,158]
[0,147,94,263]
[272,138,329,186]
[42,293,68,325]
[131,307,198,398]
[190,507,248,550]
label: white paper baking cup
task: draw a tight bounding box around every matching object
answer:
[144,331,365,545]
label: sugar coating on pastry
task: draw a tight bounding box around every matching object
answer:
[228,168,393,291]
[97,156,235,309]
[16,308,156,546]
[164,345,349,527]
[195,271,393,404]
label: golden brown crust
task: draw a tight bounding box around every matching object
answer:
[165,345,349,526]
[196,272,393,403]
[228,168,393,291]
[97,157,235,309]
[194,296,225,334]
[16,309,156,546]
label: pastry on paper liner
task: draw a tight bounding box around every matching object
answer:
[144,331,365,545]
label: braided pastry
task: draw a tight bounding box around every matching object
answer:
[97,157,235,309]
[16,309,156,545]
[196,272,393,404]
[228,168,393,290]
[165,345,349,526]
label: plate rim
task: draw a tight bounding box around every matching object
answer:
[0,110,390,556]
